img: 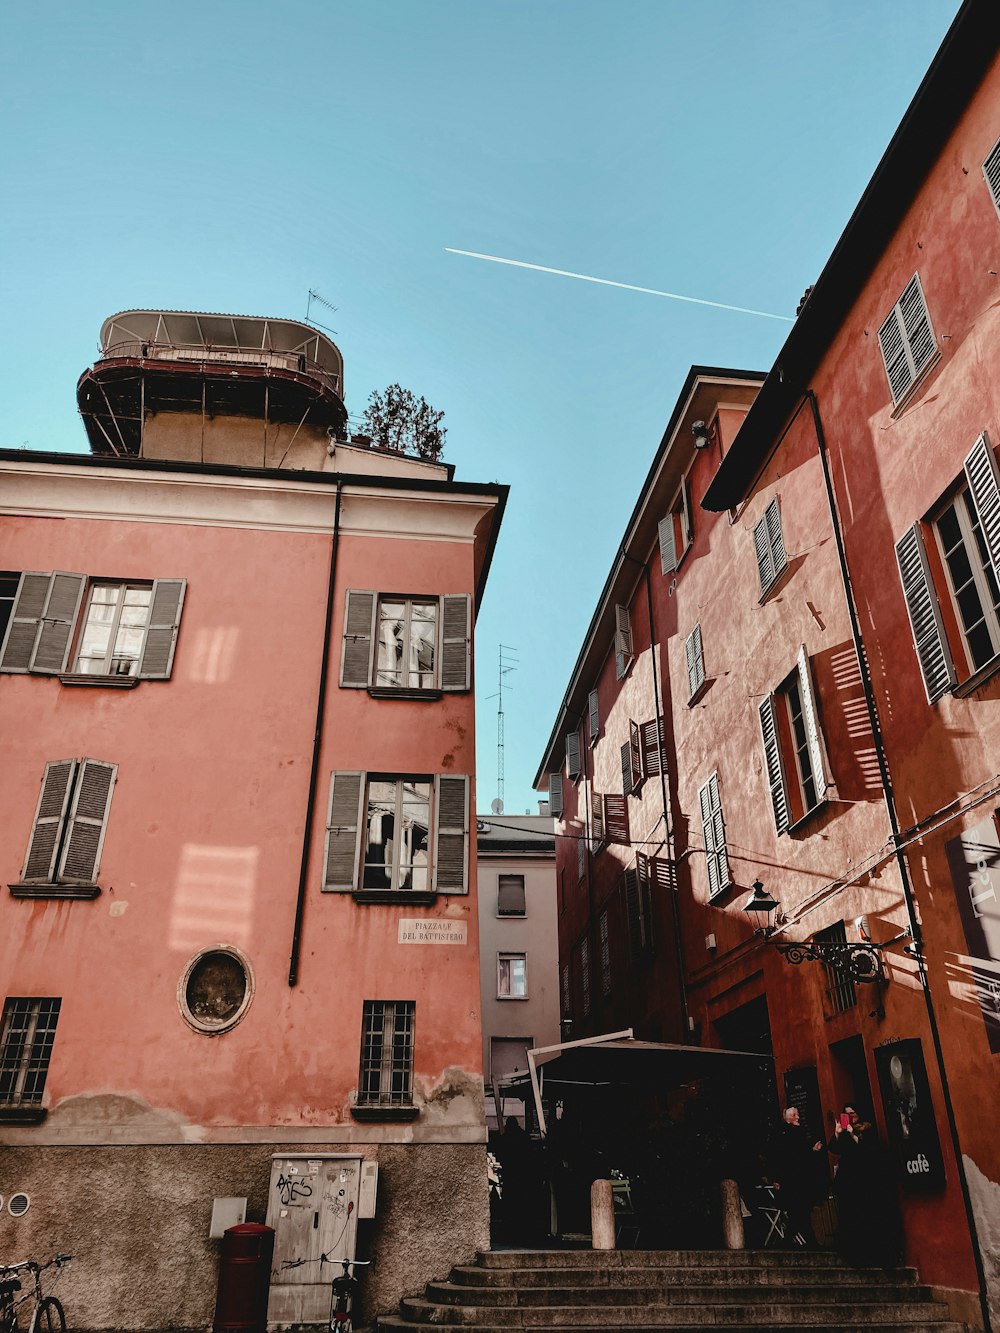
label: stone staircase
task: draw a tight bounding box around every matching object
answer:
[376,1249,967,1333]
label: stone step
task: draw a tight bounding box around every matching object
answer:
[379,1319,965,1333]
[395,1298,955,1327]
[426,1282,932,1308]
[449,1264,919,1290]
[476,1249,851,1269]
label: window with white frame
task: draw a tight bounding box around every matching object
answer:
[0,998,60,1108]
[896,432,1000,700]
[984,137,1000,220]
[340,590,471,692]
[685,624,706,702]
[878,274,937,406]
[0,573,185,679]
[614,604,633,680]
[658,478,692,575]
[753,498,788,598]
[323,771,469,895]
[698,773,731,899]
[498,952,528,999]
[358,1000,415,1107]
[759,648,829,834]
[16,759,117,893]
[497,874,526,917]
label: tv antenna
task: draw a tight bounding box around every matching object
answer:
[486,645,518,814]
[305,289,339,336]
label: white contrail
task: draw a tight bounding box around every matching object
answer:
[445,248,794,323]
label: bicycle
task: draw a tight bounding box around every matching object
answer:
[0,1255,72,1333]
[323,1254,371,1333]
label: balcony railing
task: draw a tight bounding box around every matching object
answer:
[100,339,343,398]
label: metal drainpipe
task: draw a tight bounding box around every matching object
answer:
[806,389,992,1333]
[288,478,343,987]
[622,548,690,1038]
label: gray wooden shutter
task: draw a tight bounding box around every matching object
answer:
[879,275,936,404]
[686,624,705,699]
[340,591,376,688]
[680,478,692,546]
[22,760,77,881]
[878,301,913,403]
[58,759,117,883]
[753,512,775,593]
[30,572,86,674]
[765,498,787,584]
[603,793,630,846]
[964,433,1000,579]
[984,138,1000,219]
[565,729,582,781]
[620,740,634,796]
[1,573,55,673]
[139,579,186,678]
[894,524,955,703]
[641,718,663,777]
[591,799,604,849]
[588,689,600,744]
[323,771,365,891]
[440,594,471,691]
[577,832,586,880]
[759,695,790,835]
[614,604,632,680]
[629,720,642,785]
[658,514,678,575]
[699,773,730,898]
[434,774,469,893]
[796,645,830,802]
[549,772,564,818]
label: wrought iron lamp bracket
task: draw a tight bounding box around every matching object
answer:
[774,938,889,984]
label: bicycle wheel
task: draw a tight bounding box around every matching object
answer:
[28,1298,64,1333]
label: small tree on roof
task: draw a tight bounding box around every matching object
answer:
[360,384,446,462]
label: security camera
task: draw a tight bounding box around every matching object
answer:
[692,420,712,449]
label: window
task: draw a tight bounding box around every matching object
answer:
[878,274,937,406]
[498,952,527,998]
[658,478,692,575]
[358,1000,415,1107]
[685,624,706,702]
[565,728,582,781]
[896,432,1000,700]
[984,137,1000,220]
[602,793,630,845]
[497,874,526,917]
[590,798,604,851]
[579,937,591,1017]
[179,948,253,1034]
[1,998,60,1107]
[759,648,829,834]
[0,573,185,680]
[624,855,653,962]
[753,498,787,597]
[599,910,612,996]
[698,772,731,899]
[14,759,116,895]
[614,604,633,680]
[322,771,469,896]
[560,964,571,1018]
[0,572,19,646]
[577,831,587,881]
[621,718,662,795]
[587,688,600,745]
[815,922,856,1017]
[548,772,564,818]
[339,590,470,692]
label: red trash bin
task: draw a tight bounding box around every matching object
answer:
[213,1222,275,1333]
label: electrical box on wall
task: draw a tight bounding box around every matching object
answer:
[358,1162,378,1219]
[210,1197,247,1239]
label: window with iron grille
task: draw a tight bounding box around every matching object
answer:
[815,922,857,1017]
[0,998,61,1107]
[497,874,526,917]
[358,1001,415,1106]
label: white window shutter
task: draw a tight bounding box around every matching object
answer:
[340,591,377,688]
[686,624,705,699]
[591,800,604,848]
[549,772,564,818]
[588,689,600,744]
[641,718,663,777]
[878,303,913,403]
[899,275,936,383]
[765,498,787,582]
[58,759,117,883]
[139,579,186,678]
[565,729,582,781]
[22,760,77,881]
[434,774,469,893]
[758,696,790,835]
[440,594,471,691]
[699,773,730,898]
[615,603,632,679]
[796,645,830,801]
[894,525,955,703]
[323,771,365,891]
[30,573,86,674]
[964,433,1000,579]
[984,137,1000,219]
[753,514,775,594]
[1,573,56,673]
[658,515,678,575]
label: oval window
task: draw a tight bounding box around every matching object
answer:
[179,948,253,1034]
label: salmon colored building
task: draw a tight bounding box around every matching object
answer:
[0,311,506,1329]
[537,4,1000,1327]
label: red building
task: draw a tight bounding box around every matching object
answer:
[0,311,506,1329]
[537,4,1000,1326]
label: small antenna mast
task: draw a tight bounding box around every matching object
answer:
[305,289,339,336]
[488,645,518,814]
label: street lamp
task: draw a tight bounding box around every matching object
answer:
[741,879,780,935]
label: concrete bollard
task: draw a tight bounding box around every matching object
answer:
[720,1178,745,1250]
[590,1178,616,1250]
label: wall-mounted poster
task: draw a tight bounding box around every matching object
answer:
[874,1039,945,1192]
[944,814,1000,1053]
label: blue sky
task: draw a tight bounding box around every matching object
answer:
[0,1,957,811]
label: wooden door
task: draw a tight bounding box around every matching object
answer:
[265,1154,361,1323]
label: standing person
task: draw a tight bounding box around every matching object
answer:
[828,1105,902,1267]
[771,1106,825,1247]
[496,1116,535,1244]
